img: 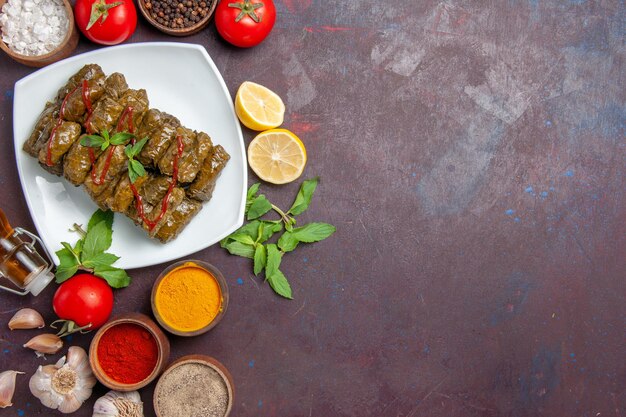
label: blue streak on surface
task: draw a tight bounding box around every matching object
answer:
[236,278,244,285]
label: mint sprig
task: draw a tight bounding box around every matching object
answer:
[55,209,131,288]
[220,178,335,299]
[80,129,134,151]
[125,137,148,184]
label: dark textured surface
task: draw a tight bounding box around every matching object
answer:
[1,1,625,416]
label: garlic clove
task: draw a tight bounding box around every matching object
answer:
[8,308,45,330]
[59,393,82,414]
[93,390,144,417]
[0,370,24,408]
[23,334,63,355]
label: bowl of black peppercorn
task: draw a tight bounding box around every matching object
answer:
[138,0,217,36]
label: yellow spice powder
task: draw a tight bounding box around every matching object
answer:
[155,263,222,332]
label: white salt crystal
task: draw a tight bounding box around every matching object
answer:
[0,0,69,56]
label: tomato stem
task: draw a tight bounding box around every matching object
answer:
[87,0,124,30]
[228,0,263,23]
[51,319,93,338]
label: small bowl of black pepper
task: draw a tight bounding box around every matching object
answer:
[138,0,216,36]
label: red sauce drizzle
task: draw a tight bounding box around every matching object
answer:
[45,82,82,166]
[116,106,134,133]
[130,135,183,231]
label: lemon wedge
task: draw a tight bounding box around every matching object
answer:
[235,81,285,131]
[247,129,306,184]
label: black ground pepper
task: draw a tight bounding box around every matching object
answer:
[144,0,212,28]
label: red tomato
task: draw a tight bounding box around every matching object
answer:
[53,274,114,329]
[74,0,137,45]
[215,0,276,48]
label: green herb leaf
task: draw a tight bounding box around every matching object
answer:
[110,132,135,145]
[61,242,80,263]
[101,129,110,142]
[82,220,112,261]
[87,209,114,232]
[247,195,272,220]
[292,222,336,243]
[278,231,299,252]
[128,159,146,184]
[80,134,106,149]
[265,244,282,279]
[55,247,79,283]
[93,265,131,288]
[229,232,256,246]
[124,144,133,159]
[130,137,149,157]
[258,221,282,244]
[247,182,260,201]
[82,252,120,269]
[288,177,319,215]
[268,269,293,299]
[223,241,256,258]
[253,244,267,275]
[73,239,84,257]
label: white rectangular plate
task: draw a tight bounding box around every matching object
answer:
[14,43,246,269]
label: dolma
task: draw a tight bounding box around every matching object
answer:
[136,109,180,167]
[114,89,149,134]
[63,137,104,186]
[55,64,104,103]
[23,102,57,157]
[37,121,82,167]
[126,186,186,237]
[158,127,213,183]
[187,145,230,201]
[154,197,202,243]
[83,145,128,204]
[107,174,150,213]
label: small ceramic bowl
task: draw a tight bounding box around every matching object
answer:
[151,259,229,337]
[137,0,216,36]
[154,355,234,417]
[89,313,170,391]
[0,0,78,67]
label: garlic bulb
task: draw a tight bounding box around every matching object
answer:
[0,370,24,408]
[8,308,45,330]
[29,346,96,414]
[23,333,63,356]
[93,391,144,417]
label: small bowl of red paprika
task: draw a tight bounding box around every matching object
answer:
[89,312,170,391]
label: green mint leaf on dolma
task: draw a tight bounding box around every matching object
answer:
[82,252,120,269]
[93,265,131,288]
[223,241,256,258]
[292,222,336,243]
[131,137,149,157]
[129,159,146,183]
[80,134,106,149]
[110,132,135,145]
[55,247,80,283]
[265,244,282,279]
[247,195,272,220]
[268,269,293,299]
[278,231,299,252]
[288,177,319,215]
[82,220,112,261]
[253,244,267,275]
[87,209,114,232]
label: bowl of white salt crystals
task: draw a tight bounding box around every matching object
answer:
[0,0,78,67]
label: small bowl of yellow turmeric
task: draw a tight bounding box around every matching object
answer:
[151,260,229,336]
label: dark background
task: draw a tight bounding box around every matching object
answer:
[1,1,624,416]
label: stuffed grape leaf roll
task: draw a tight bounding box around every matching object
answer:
[187,145,230,201]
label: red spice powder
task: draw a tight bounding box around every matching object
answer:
[97,323,159,384]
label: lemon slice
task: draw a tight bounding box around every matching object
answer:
[248,129,307,184]
[235,81,285,131]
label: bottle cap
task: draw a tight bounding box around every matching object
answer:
[26,270,54,296]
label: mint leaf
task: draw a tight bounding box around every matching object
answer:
[110,132,135,145]
[223,241,255,258]
[247,183,260,201]
[278,231,299,252]
[292,222,336,243]
[253,244,266,275]
[259,221,282,243]
[80,134,106,149]
[61,242,80,263]
[82,220,112,261]
[83,252,120,269]
[247,195,272,220]
[55,247,79,283]
[268,269,292,299]
[229,232,256,246]
[101,129,110,142]
[129,137,148,157]
[87,209,113,232]
[265,244,282,279]
[288,177,318,215]
[128,159,146,184]
[93,265,131,288]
